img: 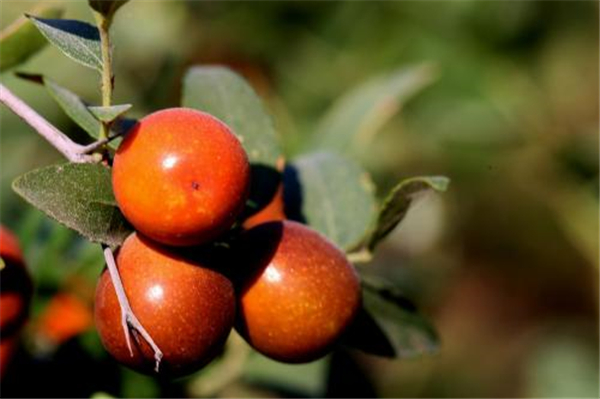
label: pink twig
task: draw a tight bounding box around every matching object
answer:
[102,246,163,373]
[1,83,100,162]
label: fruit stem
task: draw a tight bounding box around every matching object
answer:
[0,83,97,163]
[102,246,163,372]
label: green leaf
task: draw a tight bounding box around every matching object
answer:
[16,73,122,149]
[44,77,100,138]
[0,6,64,72]
[27,16,103,72]
[343,278,439,358]
[182,66,281,166]
[364,176,449,253]
[17,72,98,136]
[310,63,437,156]
[182,65,283,214]
[88,0,129,18]
[12,163,132,247]
[283,151,377,251]
[88,104,132,123]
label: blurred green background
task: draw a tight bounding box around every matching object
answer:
[0,1,598,397]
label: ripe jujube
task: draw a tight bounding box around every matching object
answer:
[94,233,235,377]
[242,183,286,230]
[235,220,361,363]
[243,157,286,230]
[112,108,250,246]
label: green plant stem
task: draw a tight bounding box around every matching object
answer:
[96,14,112,140]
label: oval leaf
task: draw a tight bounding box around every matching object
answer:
[343,280,439,358]
[44,77,100,138]
[182,65,283,214]
[88,104,132,123]
[365,176,449,253]
[283,151,377,250]
[310,64,437,156]
[12,163,132,247]
[27,16,103,71]
[182,66,281,166]
[0,6,64,72]
[340,307,396,357]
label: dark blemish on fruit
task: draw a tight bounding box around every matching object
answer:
[191,181,200,190]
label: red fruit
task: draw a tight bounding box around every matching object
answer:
[0,336,17,379]
[94,233,235,377]
[243,183,286,230]
[0,226,32,334]
[112,108,251,246]
[0,226,23,264]
[0,226,32,378]
[236,221,361,363]
[36,292,93,345]
[0,293,26,331]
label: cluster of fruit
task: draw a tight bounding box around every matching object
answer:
[96,108,361,377]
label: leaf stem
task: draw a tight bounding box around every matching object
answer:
[102,246,163,373]
[0,83,95,163]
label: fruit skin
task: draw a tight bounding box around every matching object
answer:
[94,233,236,377]
[242,156,286,230]
[112,108,251,246]
[242,182,285,230]
[0,226,32,378]
[235,220,361,363]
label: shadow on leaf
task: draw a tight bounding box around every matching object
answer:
[340,307,396,358]
[281,163,306,224]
